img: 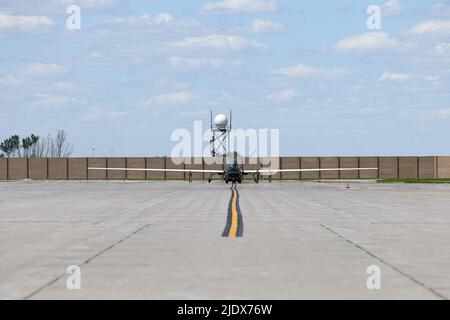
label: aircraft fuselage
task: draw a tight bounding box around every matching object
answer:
[223,164,244,184]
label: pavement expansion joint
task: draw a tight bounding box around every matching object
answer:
[320,223,448,300]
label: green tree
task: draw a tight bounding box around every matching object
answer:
[22,134,39,158]
[0,140,10,157]
[0,135,20,157]
[11,135,20,156]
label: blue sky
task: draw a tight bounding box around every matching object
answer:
[1,0,450,156]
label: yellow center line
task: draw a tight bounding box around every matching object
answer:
[228,186,239,238]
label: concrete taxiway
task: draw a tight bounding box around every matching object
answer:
[1,181,450,300]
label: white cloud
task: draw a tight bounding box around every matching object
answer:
[52,81,75,91]
[272,64,349,78]
[202,0,277,13]
[154,13,174,24]
[435,42,450,54]
[83,106,127,121]
[21,63,67,77]
[0,11,53,30]
[413,108,450,120]
[0,68,22,87]
[424,75,441,82]
[82,0,119,8]
[108,12,200,30]
[110,13,173,26]
[381,0,405,16]
[422,75,442,88]
[62,0,119,8]
[360,106,391,115]
[428,108,450,119]
[379,72,410,82]
[177,109,209,117]
[407,20,450,37]
[431,3,450,16]
[0,74,22,86]
[266,89,298,102]
[169,57,225,68]
[251,19,282,34]
[31,96,73,108]
[335,32,410,51]
[109,110,127,119]
[171,34,264,51]
[141,91,198,108]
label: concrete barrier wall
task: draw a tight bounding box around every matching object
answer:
[166,158,184,180]
[340,157,359,179]
[379,157,398,179]
[147,157,166,180]
[8,158,27,180]
[185,158,204,181]
[320,157,339,179]
[1,156,448,181]
[68,158,87,180]
[88,158,106,180]
[281,157,300,180]
[127,158,146,180]
[419,157,436,179]
[301,157,320,180]
[437,157,450,179]
[107,157,126,180]
[29,158,47,180]
[398,157,418,179]
[0,158,7,180]
[359,157,379,179]
[48,158,67,180]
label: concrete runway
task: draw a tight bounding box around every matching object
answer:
[1,180,450,300]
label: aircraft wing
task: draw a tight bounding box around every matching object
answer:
[88,167,224,173]
[245,168,378,174]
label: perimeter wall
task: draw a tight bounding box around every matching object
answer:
[0,156,449,181]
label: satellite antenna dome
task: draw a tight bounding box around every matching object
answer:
[214,114,228,129]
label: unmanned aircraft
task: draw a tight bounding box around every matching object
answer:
[89,113,378,183]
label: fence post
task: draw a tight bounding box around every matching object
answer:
[164,157,167,181]
[66,158,69,180]
[299,157,302,181]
